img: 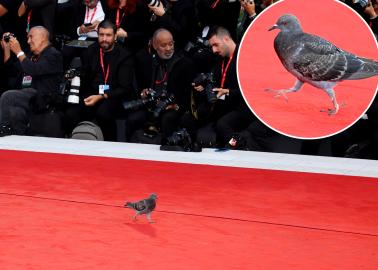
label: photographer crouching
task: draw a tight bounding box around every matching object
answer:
[0,27,63,136]
[190,26,255,149]
[128,28,195,143]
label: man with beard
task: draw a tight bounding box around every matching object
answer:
[127,28,195,143]
[65,20,136,141]
[192,26,255,149]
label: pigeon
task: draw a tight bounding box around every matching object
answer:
[267,14,378,115]
[125,193,157,223]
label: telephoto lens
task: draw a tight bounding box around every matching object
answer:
[148,0,160,7]
[67,76,80,104]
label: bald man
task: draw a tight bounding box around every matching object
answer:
[0,26,63,136]
[129,28,196,141]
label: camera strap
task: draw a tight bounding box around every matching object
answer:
[211,0,220,9]
[151,54,182,91]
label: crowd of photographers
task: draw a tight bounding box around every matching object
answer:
[0,0,378,159]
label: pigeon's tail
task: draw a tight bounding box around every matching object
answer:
[344,57,378,80]
[125,202,134,208]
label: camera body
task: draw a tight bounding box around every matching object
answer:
[193,72,218,104]
[184,36,210,56]
[163,128,192,147]
[123,89,158,111]
[3,33,15,43]
[123,89,175,118]
[153,91,175,118]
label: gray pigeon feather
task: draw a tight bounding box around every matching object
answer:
[267,14,378,114]
[125,193,157,223]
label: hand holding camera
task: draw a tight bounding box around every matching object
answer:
[148,0,165,17]
[1,33,22,57]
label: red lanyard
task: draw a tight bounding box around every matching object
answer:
[99,48,110,84]
[26,10,32,33]
[116,8,125,29]
[220,51,234,88]
[211,0,220,9]
[86,6,97,23]
[155,71,167,85]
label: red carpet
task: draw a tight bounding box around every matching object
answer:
[238,0,378,138]
[0,149,378,269]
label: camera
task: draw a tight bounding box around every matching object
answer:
[60,68,81,104]
[193,72,218,104]
[153,91,175,118]
[184,36,210,55]
[354,0,370,9]
[163,128,191,146]
[161,128,202,152]
[2,33,15,43]
[123,89,175,118]
[147,0,160,7]
[123,89,158,110]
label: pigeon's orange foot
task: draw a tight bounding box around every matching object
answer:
[265,88,289,102]
[320,107,338,115]
[320,103,341,116]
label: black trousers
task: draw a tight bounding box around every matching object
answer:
[126,109,182,141]
[215,109,254,146]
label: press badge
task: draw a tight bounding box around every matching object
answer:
[22,75,32,88]
[99,84,109,94]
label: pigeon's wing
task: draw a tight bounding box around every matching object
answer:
[145,198,156,212]
[134,200,148,213]
[292,34,362,82]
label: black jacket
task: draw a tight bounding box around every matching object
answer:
[4,45,63,94]
[152,0,197,49]
[80,43,136,101]
[212,45,248,112]
[134,49,196,112]
[106,1,151,52]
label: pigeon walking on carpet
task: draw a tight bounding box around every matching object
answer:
[125,193,157,223]
[266,14,378,115]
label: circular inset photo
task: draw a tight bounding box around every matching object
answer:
[238,0,378,139]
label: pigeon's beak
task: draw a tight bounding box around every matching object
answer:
[269,24,278,31]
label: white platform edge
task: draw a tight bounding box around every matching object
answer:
[0,135,377,178]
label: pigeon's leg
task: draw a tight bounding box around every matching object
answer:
[321,88,339,115]
[133,212,140,222]
[146,212,155,223]
[265,79,304,102]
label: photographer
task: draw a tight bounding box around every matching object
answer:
[17,0,56,41]
[61,0,106,69]
[147,0,197,49]
[342,0,378,36]
[64,20,136,141]
[129,28,195,142]
[195,0,241,41]
[106,0,151,53]
[0,26,63,136]
[191,26,254,149]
